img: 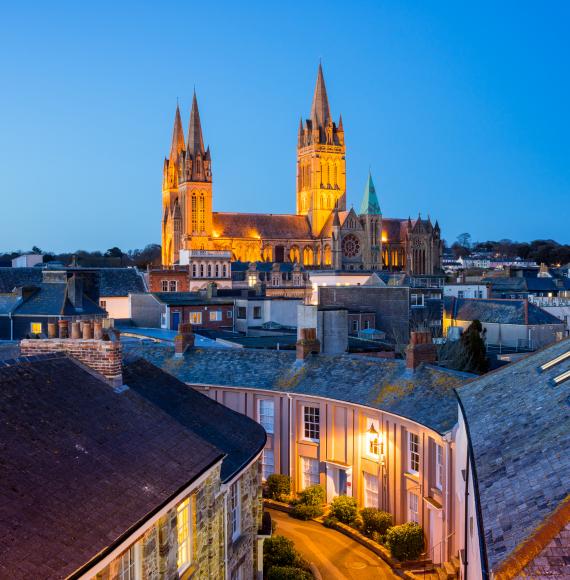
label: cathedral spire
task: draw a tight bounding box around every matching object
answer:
[187,90,205,157]
[360,171,381,215]
[310,63,331,129]
[169,104,185,164]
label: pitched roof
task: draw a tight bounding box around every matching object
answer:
[213,212,313,240]
[360,172,381,215]
[0,267,42,292]
[123,343,473,433]
[444,297,563,326]
[98,268,146,297]
[0,355,223,579]
[151,291,233,306]
[456,339,570,575]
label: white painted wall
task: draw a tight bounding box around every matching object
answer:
[12,254,43,268]
[444,285,489,299]
[100,296,130,320]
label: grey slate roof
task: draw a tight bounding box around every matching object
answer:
[456,338,570,574]
[98,268,146,297]
[123,343,473,433]
[152,292,233,306]
[0,294,21,314]
[0,267,42,292]
[444,296,563,326]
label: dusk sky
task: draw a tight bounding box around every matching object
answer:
[1,1,569,253]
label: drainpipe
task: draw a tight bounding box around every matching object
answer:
[9,312,13,341]
[286,393,293,488]
[223,488,229,580]
[463,450,470,580]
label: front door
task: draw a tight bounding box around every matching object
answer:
[171,311,180,332]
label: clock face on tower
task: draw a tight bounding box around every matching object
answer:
[342,234,361,258]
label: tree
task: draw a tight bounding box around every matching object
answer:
[456,233,471,249]
[31,246,43,254]
[459,320,488,374]
[105,246,124,258]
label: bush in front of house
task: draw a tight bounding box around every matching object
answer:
[263,535,298,572]
[297,484,326,506]
[267,566,313,580]
[323,515,338,528]
[386,522,425,561]
[360,508,393,538]
[290,503,323,520]
[266,474,292,502]
[329,495,358,525]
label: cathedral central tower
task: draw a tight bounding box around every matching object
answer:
[297,64,346,236]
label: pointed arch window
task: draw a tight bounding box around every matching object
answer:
[199,194,205,232]
[191,194,197,232]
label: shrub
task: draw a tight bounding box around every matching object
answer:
[290,503,323,520]
[323,516,338,528]
[266,474,292,501]
[267,566,312,580]
[329,495,358,524]
[386,522,425,561]
[360,508,393,537]
[263,536,298,572]
[298,484,325,506]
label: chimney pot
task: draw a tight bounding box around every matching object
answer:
[82,321,93,340]
[296,327,320,361]
[58,320,69,339]
[47,322,58,339]
[71,321,81,340]
[175,322,195,357]
[93,320,103,340]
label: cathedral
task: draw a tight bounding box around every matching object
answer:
[162,65,442,275]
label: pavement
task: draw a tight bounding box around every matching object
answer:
[268,508,400,580]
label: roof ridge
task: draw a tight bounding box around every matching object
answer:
[0,352,65,369]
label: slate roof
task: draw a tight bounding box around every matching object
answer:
[152,292,233,306]
[444,297,563,326]
[231,261,297,273]
[123,343,473,433]
[0,267,42,292]
[456,338,570,575]
[213,212,313,240]
[0,355,223,579]
[0,294,21,314]
[97,268,146,297]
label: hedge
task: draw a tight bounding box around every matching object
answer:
[360,508,393,537]
[267,566,313,580]
[266,474,292,501]
[386,522,425,561]
[297,484,325,506]
[329,495,358,524]
[263,535,299,571]
[290,503,323,520]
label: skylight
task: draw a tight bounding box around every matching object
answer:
[540,350,570,372]
[553,369,570,386]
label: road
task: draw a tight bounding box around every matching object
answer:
[268,508,400,580]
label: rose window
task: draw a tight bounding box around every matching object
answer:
[342,234,361,257]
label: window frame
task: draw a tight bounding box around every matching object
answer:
[435,444,444,490]
[189,311,202,325]
[253,306,262,319]
[30,322,42,335]
[408,432,420,475]
[302,405,320,442]
[209,310,222,322]
[230,481,241,541]
[169,280,177,292]
[161,280,169,292]
[363,472,379,508]
[258,399,275,434]
[300,456,320,489]
[176,497,192,573]
[261,448,275,481]
[408,492,419,523]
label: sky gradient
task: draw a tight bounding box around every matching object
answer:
[1,1,569,252]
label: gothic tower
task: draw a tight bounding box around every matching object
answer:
[359,172,383,270]
[178,91,213,253]
[297,64,346,236]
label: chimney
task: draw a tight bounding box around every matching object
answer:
[406,331,437,371]
[296,328,321,361]
[20,328,123,387]
[67,274,83,310]
[175,322,195,358]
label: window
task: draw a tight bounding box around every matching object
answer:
[352,319,359,333]
[192,264,197,277]
[303,406,320,441]
[253,306,262,319]
[458,290,464,299]
[363,320,370,330]
[100,300,107,310]
[436,444,444,490]
[177,498,192,571]
[200,264,204,277]
[189,312,202,325]
[30,322,42,335]
[215,264,219,277]
[258,399,274,433]
[207,264,212,277]
[300,456,319,489]
[408,492,419,523]
[209,310,222,322]
[237,307,247,319]
[227,310,233,319]
[223,264,227,277]
[231,563,245,580]
[169,280,177,292]
[408,432,420,474]
[161,280,169,292]
[411,294,424,307]
[230,481,241,540]
[117,545,138,580]
[262,449,275,480]
[363,472,379,508]
[248,274,257,287]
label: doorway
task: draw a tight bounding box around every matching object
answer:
[326,464,349,503]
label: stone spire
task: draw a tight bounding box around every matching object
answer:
[360,172,381,215]
[169,104,185,164]
[187,91,205,157]
[310,63,331,129]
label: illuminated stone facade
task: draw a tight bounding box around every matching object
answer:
[162,66,442,275]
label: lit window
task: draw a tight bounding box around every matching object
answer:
[436,444,444,490]
[258,400,274,434]
[100,300,107,310]
[230,481,241,540]
[408,432,420,474]
[189,312,202,325]
[363,472,379,508]
[30,322,42,335]
[248,274,257,287]
[177,498,192,571]
[303,406,320,441]
[300,456,319,489]
[209,311,222,322]
[117,545,138,580]
[262,449,275,481]
[169,280,177,292]
[161,280,169,292]
[408,492,419,523]
[366,421,381,457]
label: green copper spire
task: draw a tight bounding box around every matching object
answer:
[360,172,381,215]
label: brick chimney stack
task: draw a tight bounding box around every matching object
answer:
[406,330,437,371]
[20,323,122,386]
[296,328,321,361]
[174,322,195,358]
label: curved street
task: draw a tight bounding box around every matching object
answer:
[267,508,400,580]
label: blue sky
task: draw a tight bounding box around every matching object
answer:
[1,1,569,252]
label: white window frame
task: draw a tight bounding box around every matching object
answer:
[209,310,222,322]
[303,405,320,442]
[169,280,177,292]
[258,399,274,434]
[436,444,444,490]
[408,432,420,475]
[230,481,241,541]
[176,497,192,573]
[189,311,202,325]
[363,472,379,508]
[262,449,275,481]
[300,456,319,489]
[411,293,425,307]
[408,492,419,523]
[117,544,142,580]
[161,280,169,292]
